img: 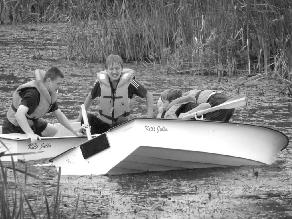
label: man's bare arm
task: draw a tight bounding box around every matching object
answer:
[15,105,39,142]
[54,109,82,136]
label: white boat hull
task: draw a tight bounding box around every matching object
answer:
[0,122,87,161]
[51,119,288,175]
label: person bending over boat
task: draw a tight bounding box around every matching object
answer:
[157,89,183,118]
[76,54,154,134]
[157,89,234,122]
[2,67,83,142]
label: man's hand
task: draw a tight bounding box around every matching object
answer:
[163,101,170,111]
[74,128,85,137]
[146,111,154,118]
[26,133,40,143]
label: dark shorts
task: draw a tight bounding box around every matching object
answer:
[83,113,130,134]
[82,113,111,134]
[175,93,234,122]
[2,117,48,136]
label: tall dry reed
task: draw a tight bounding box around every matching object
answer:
[1,0,291,77]
[0,156,78,219]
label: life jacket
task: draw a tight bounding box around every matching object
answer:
[156,97,180,119]
[164,104,183,119]
[97,68,134,125]
[6,71,56,127]
[196,90,216,104]
[162,89,217,119]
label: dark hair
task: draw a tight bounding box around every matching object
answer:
[167,89,183,102]
[44,67,64,81]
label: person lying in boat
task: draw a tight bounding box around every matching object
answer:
[2,67,83,142]
[76,54,154,134]
[157,88,234,122]
[157,89,183,118]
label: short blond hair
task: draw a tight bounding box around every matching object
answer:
[105,54,123,69]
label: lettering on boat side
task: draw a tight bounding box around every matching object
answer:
[27,142,52,150]
[145,125,168,133]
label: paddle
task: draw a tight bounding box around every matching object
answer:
[0,151,44,157]
[81,104,92,140]
[180,96,247,120]
[77,104,111,159]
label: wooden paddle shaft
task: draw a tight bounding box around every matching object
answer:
[181,97,246,120]
[81,104,92,140]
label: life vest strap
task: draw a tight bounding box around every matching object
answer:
[99,111,130,122]
[102,95,123,99]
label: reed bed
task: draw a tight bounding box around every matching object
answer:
[63,0,240,70]
[62,0,291,78]
[1,0,291,78]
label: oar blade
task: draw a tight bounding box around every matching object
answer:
[80,134,110,159]
[0,151,44,157]
[210,96,247,110]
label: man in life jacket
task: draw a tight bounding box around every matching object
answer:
[2,67,83,142]
[157,88,234,122]
[76,54,154,134]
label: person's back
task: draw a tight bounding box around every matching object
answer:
[157,88,234,122]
